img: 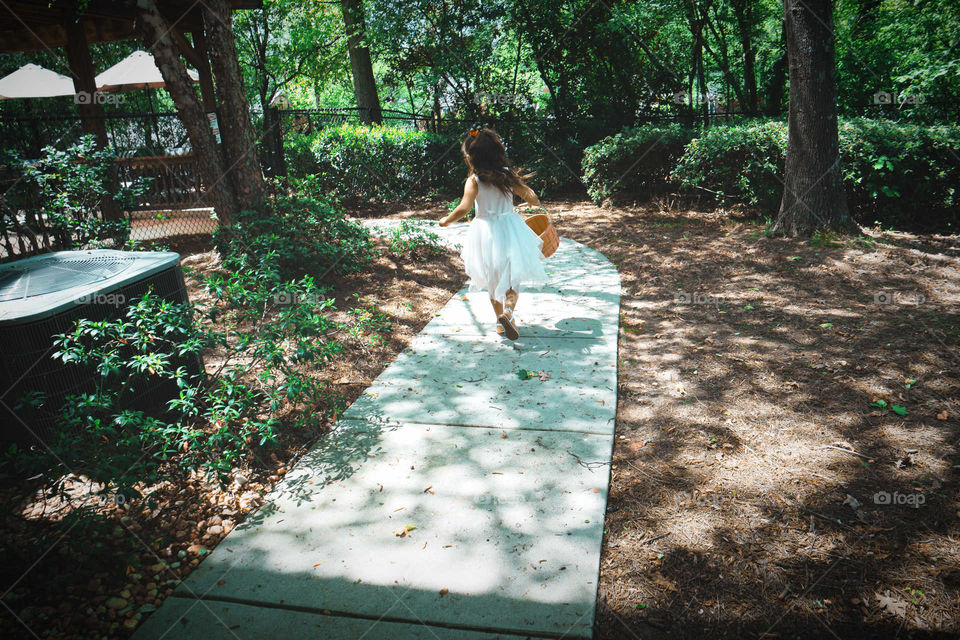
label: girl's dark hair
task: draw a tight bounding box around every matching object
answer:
[461,128,531,195]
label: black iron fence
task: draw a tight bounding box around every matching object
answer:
[2,100,957,261]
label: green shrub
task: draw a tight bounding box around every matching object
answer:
[522,138,584,197]
[671,118,960,229]
[311,124,458,202]
[283,131,321,177]
[10,254,344,496]
[294,122,588,202]
[838,118,960,228]
[214,178,373,280]
[582,124,693,204]
[1,136,142,259]
[672,120,787,211]
[388,219,445,259]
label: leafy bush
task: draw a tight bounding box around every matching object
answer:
[214,177,373,280]
[1,136,142,259]
[283,131,321,177]
[671,121,787,211]
[521,138,584,197]
[311,124,459,202]
[838,118,960,228]
[11,253,343,496]
[292,122,587,202]
[582,124,693,204]
[672,119,960,229]
[388,219,445,259]
[344,297,392,346]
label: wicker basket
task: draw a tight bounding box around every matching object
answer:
[525,213,560,258]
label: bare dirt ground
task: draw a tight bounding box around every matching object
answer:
[0,235,465,639]
[352,197,960,639]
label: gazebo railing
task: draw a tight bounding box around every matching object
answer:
[114,154,204,211]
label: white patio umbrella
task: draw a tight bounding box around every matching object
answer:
[0,63,75,99]
[95,50,199,92]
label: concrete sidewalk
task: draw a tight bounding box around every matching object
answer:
[134,220,621,639]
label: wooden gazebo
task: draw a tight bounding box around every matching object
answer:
[0,0,264,221]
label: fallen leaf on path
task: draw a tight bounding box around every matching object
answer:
[875,592,907,617]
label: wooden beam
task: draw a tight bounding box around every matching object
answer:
[63,16,121,220]
[0,1,262,54]
[63,18,108,147]
[170,28,203,69]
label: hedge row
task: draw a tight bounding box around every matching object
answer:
[581,123,692,204]
[286,119,959,230]
[304,125,461,203]
[585,118,960,228]
[283,122,587,202]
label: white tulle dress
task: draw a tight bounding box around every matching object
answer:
[461,174,548,304]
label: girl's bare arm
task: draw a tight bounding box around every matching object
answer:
[513,183,541,208]
[439,177,479,226]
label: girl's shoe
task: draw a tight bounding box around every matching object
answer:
[497,308,519,341]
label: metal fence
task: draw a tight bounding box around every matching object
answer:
[2,101,957,261]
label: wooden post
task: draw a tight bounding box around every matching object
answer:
[63,18,108,148]
[63,17,122,221]
[264,105,286,177]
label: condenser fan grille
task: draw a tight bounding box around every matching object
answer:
[0,255,136,301]
[0,250,196,445]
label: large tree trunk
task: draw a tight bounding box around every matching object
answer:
[773,0,855,236]
[203,0,265,211]
[340,0,383,124]
[136,0,238,223]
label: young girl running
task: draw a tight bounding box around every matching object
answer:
[439,127,547,340]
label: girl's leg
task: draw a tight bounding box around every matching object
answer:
[497,290,519,340]
[505,289,518,313]
[490,298,505,334]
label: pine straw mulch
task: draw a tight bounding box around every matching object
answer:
[0,235,465,639]
[352,197,960,639]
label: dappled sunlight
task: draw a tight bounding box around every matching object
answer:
[528,198,960,636]
[180,418,611,632]
[122,231,622,639]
